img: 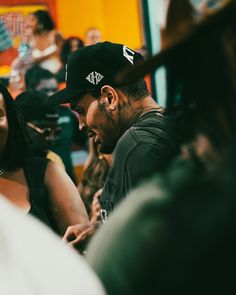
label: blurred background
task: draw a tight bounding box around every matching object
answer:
[0,0,209,102]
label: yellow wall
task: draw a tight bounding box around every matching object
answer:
[56,0,142,50]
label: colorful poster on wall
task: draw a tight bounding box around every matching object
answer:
[0,0,56,76]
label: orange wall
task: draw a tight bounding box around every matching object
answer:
[56,0,143,50]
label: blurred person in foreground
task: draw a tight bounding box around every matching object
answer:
[85,1,236,294]
[49,41,192,245]
[0,195,105,295]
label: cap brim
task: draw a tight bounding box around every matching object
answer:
[48,88,82,106]
[116,0,235,84]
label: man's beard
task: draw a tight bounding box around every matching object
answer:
[98,141,116,154]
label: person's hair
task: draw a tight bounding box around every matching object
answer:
[60,36,84,65]
[33,10,55,33]
[116,79,149,101]
[0,83,29,171]
[79,140,110,215]
[86,80,149,101]
[25,66,54,90]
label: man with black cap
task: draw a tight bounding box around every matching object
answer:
[15,91,64,168]
[50,41,189,243]
[24,65,86,184]
[85,1,236,294]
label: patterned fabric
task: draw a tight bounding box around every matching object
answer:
[0,20,12,52]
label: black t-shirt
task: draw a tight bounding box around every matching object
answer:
[51,106,87,184]
[100,108,188,217]
[24,157,59,234]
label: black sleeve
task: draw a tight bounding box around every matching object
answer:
[124,140,177,192]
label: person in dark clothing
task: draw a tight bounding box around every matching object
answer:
[24,65,87,184]
[0,83,88,235]
[87,148,236,295]
[15,91,65,169]
[48,41,191,245]
[100,107,190,215]
[52,106,87,184]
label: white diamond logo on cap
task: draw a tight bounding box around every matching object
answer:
[86,71,104,85]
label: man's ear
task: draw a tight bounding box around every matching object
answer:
[100,85,118,111]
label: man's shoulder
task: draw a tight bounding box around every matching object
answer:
[128,110,172,144]
[113,110,172,161]
[114,127,138,159]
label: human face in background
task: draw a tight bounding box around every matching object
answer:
[70,39,80,52]
[71,93,120,154]
[36,78,58,96]
[28,14,38,34]
[85,29,101,46]
[0,94,8,158]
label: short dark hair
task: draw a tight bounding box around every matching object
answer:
[116,80,149,101]
[25,66,54,90]
[0,83,29,171]
[71,80,150,109]
[86,80,149,101]
[33,10,55,32]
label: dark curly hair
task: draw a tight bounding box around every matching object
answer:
[0,83,30,171]
[79,140,110,215]
[33,10,55,33]
[60,36,84,65]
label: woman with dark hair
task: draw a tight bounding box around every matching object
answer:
[56,36,84,83]
[78,138,111,217]
[60,36,84,65]
[29,10,63,73]
[0,83,88,235]
[32,10,55,32]
[0,83,29,171]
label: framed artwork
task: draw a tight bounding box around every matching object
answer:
[0,0,56,75]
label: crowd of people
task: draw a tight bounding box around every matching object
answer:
[0,0,236,293]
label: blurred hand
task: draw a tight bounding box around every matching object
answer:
[62,222,97,246]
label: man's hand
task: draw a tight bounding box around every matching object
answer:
[62,222,97,246]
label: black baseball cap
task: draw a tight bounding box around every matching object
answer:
[15,91,59,121]
[49,41,144,105]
